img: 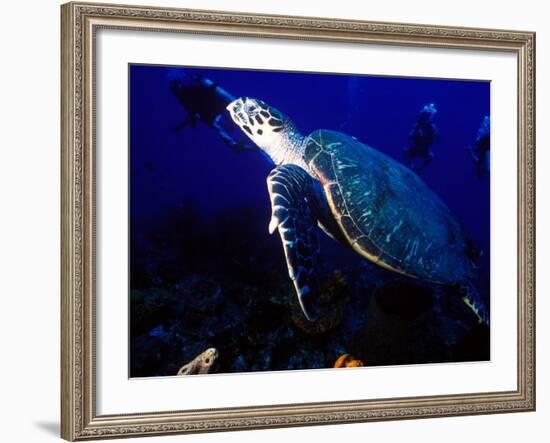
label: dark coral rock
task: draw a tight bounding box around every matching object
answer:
[349,278,483,367]
[350,294,445,366]
[177,276,223,314]
[130,288,180,336]
[290,271,350,335]
[148,324,174,343]
[131,333,172,377]
[453,323,490,361]
[286,345,325,370]
[246,290,289,334]
[231,355,247,372]
[374,279,434,320]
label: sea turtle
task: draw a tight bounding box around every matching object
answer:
[226,97,488,325]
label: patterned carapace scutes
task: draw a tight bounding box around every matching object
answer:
[304,129,475,285]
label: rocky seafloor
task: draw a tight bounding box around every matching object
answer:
[130,201,489,377]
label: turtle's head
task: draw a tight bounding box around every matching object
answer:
[227,97,301,162]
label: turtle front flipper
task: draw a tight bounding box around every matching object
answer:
[267,164,320,321]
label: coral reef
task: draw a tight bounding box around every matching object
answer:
[130,201,489,377]
[334,353,364,368]
[290,271,349,335]
[177,348,219,375]
[349,279,488,366]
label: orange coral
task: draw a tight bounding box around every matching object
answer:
[334,353,364,368]
[345,359,363,367]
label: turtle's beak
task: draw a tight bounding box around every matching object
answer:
[226,97,243,113]
[227,97,245,124]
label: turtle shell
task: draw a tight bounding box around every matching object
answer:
[304,129,475,285]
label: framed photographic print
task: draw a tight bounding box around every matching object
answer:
[61,1,536,440]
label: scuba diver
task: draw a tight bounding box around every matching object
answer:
[403,103,439,173]
[468,115,490,177]
[170,72,254,153]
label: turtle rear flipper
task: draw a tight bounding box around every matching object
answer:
[459,283,489,325]
[449,283,489,325]
[267,165,320,321]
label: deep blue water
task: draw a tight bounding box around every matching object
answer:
[129,64,490,377]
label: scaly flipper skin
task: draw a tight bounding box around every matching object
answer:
[267,164,320,321]
[460,283,489,325]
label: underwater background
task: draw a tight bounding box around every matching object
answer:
[129,64,490,377]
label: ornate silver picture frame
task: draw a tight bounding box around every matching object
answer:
[61,1,535,440]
